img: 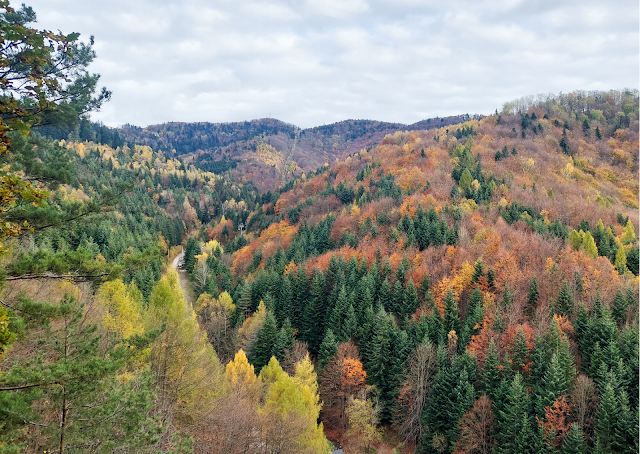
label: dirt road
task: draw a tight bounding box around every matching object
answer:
[171,249,193,310]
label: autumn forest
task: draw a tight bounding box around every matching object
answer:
[0,2,638,454]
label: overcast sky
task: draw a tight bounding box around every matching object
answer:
[27,0,639,129]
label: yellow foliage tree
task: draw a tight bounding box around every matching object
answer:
[620,220,636,244]
[259,356,328,454]
[146,269,224,426]
[96,279,144,339]
[346,395,381,451]
[226,349,258,392]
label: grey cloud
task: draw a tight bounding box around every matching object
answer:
[28,0,639,128]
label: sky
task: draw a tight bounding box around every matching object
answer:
[26,0,639,129]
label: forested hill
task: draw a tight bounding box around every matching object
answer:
[178,89,639,452]
[54,114,474,192]
[1,88,639,454]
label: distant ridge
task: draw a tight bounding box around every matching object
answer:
[116,114,477,191]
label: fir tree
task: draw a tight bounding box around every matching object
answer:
[496,374,534,454]
[443,289,460,336]
[317,329,338,368]
[510,327,530,379]
[594,378,619,451]
[525,277,539,319]
[555,281,574,315]
[611,290,628,327]
[343,304,358,341]
[487,267,495,292]
[249,311,279,371]
[273,318,295,362]
[561,424,586,454]
[328,285,349,341]
[302,270,326,353]
[472,259,484,283]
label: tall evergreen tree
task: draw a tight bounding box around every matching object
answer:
[555,280,574,315]
[443,289,460,336]
[317,329,338,368]
[561,424,587,454]
[302,270,326,353]
[249,311,279,371]
[273,318,295,362]
[525,277,539,319]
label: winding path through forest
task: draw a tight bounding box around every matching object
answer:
[171,249,193,310]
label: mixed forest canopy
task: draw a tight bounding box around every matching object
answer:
[0,1,638,453]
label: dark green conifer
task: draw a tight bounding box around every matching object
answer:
[472,259,484,283]
[555,280,574,315]
[249,311,279,370]
[273,318,295,362]
[317,328,338,368]
[561,424,586,454]
[443,289,460,336]
[302,270,326,353]
[343,304,358,340]
[611,290,628,327]
[525,277,539,319]
[378,278,393,313]
[487,267,495,292]
[328,285,349,341]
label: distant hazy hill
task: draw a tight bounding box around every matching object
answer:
[116,114,473,191]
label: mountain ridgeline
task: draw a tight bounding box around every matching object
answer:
[47,114,476,192]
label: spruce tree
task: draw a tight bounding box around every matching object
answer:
[302,270,326,353]
[487,267,495,292]
[472,259,484,283]
[273,318,295,362]
[328,285,349,341]
[496,374,532,454]
[555,280,574,315]
[594,378,619,451]
[317,329,338,368]
[402,278,419,323]
[249,311,279,371]
[510,327,530,378]
[525,277,539,319]
[378,278,393,313]
[391,279,404,316]
[611,290,628,327]
[483,340,502,400]
[443,289,460,336]
[342,304,358,341]
[561,424,586,454]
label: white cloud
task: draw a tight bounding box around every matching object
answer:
[26,0,639,128]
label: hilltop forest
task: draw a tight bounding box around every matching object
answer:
[0,2,638,454]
